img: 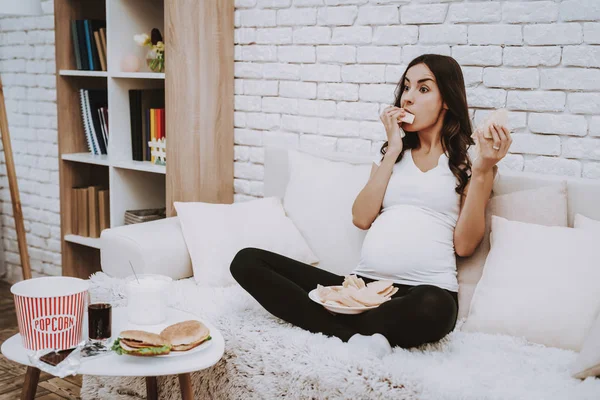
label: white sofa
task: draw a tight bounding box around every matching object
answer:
[100,147,600,280]
[94,147,600,399]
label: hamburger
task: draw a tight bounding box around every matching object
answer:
[112,330,171,356]
[160,320,211,351]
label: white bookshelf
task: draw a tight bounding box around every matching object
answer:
[59,70,164,80]
[56,0,234,278]
[112,160,166,174]
[56,0,167,276]
[112,72,165,79]
[61,153,165,172]
[61,152,110,166]
[110,168,166,227]
[59,70,108,77]
[64,234,102,249]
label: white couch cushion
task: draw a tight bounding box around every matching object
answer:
[100,217,193,279]
[174,197,319,287]
[572,315,600,380]
[574,214,600,232]
[462,216,600,352]
[282,150,371,276]
[571,214,600,379]
[490,170,600,227]
[456,182,568,320]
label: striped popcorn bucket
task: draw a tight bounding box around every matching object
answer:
[11,277,89,351]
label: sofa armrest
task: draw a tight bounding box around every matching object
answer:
[100,217,193,280]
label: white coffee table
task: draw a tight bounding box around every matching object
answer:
[1,307,225,400]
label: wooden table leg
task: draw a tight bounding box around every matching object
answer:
[20,367,40,400]
[146,376,158,400]
[178,373,193,400]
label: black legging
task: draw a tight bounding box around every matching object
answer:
[230,247,459,349]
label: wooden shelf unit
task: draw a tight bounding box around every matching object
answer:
[55,0,234,279]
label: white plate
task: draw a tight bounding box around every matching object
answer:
[308,288,378,315]
[113,308,213,358]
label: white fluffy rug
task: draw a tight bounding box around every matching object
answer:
[82,273,600,400]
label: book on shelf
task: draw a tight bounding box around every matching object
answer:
[129,89,165,162]
[93,30,107,72]
[76,187,89,237]
[98,189,110,232]
[71,19,107,71]
[88,186,100,238]
[124,207,166,225]
[71,186,110,238]
[99,28,107,65]
[79,88,108,155]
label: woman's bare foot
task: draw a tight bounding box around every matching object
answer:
[348,333,392,358]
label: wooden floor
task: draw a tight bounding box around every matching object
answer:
[0,281,82,399]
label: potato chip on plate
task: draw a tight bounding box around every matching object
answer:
[309,275,398,315]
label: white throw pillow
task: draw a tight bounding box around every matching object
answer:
[174,197,319,287]
[572,314,600,379]
[456,182,568,320]
[571,214,600,379]
[462,216,600,352]
[575,213,600,233]
[283,150,371,276]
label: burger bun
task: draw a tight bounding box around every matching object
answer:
[160,320,211,352]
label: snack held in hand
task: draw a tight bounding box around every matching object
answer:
[397,111,415,124]
[316,275,398,308]
[160,320,211,351]
[470,108,511,162]
[473,108,509,140]
[112,330,171,356]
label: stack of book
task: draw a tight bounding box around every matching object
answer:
[124,207,166,225]
[79,89,108,155]
[71,186,110,238]
[71,19,107,71]
[129,89,165,162]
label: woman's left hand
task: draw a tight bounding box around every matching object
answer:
[472,123,512,174]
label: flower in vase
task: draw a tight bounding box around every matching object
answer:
[134,33,150,46]
[134,29,165,73]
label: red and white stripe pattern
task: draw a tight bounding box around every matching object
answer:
[13,291,86,351]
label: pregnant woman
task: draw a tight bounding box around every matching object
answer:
[230,54,512,357]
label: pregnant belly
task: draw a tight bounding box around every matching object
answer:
[358,206,456,278]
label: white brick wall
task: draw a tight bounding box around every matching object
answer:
[0,1,59,282]
[233,0,600,204]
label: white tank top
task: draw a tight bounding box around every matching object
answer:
[352,148,461,292]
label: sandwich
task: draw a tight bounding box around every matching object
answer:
[112,330,171,356]
[160,320,211,351]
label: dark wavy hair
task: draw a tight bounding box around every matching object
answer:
[380,54,474,196]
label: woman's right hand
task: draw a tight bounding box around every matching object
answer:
[380,106,406,154]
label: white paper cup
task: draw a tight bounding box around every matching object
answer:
[11,277,89,351]
[125,274,172,325]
